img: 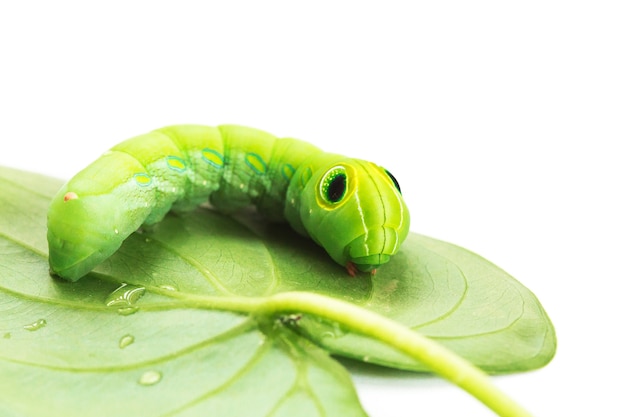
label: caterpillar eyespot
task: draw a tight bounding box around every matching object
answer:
[320,166,348,205]
[385,169,402,194]
[46,124,411,281]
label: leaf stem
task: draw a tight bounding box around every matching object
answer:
[160,290,533,417]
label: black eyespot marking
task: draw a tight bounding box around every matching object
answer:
[320,166,348,205]
[327,173,346,202]
[385,169,401,194]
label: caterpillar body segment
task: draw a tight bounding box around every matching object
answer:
[47,124,410,281]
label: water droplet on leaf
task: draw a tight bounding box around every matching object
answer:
[119,334,135,349]
[106,283,146,315]
[158,284,178,292]
[106,284,145,306]
[139,370,162,386]
[23,319,47,331]
[117,306,139,316]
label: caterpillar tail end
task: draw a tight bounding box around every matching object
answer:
[47,235,111,282]
[48,250,99,282]
[49,267,83,282]
[46,183,142,282]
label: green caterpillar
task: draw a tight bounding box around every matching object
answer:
[47,124,410,281]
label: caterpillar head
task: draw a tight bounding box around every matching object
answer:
[292,159,410,274]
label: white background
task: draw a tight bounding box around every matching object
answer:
[1,1,624,416]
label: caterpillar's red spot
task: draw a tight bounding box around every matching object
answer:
[371,269,377,276]
[63,192,79,202]
[346,261,358,277]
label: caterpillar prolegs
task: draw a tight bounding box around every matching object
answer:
[47,125,410,281]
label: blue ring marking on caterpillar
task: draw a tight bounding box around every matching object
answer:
[282,164,295,181]
[166,156,187,172]
[245,152,268,174]
[134,173,152,187]
[300,166,313,187]
[201,148,224,169]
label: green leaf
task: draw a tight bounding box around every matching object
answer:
[0,166,556,416]
[1,167,367,417]
[215,209,555,374]
[288,234,557,373]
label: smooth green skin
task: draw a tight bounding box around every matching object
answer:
[47,124,410,281]
[286,155,409,271]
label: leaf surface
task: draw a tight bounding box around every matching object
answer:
[0,166,556,416]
